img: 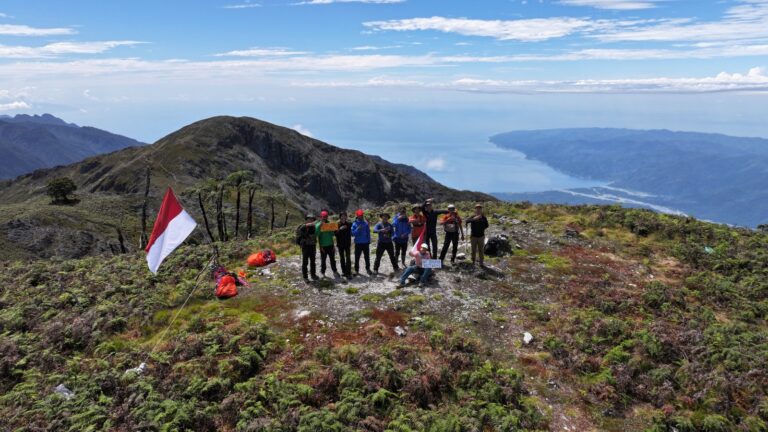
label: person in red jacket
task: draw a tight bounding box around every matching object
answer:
[439,204,464,264]
[409,205,426,247]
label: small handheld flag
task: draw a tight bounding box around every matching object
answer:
[145,187,197,273]
[411,230,425,255]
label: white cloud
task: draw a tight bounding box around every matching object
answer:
[595,0,768,42]
[214,47,308,57]
[350,45,402,51]
[293,67,768,94]
[223,3,261,9]
[0,24,75,36]
[296,0,404,4]
[0,101,31,111]
[364,16,596,41]
[559,0,662,10]
[295,76,422,87]
[292,124,314,137]
[0,41,143,58]
[425,157,446,171]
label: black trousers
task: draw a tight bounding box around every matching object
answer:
[301,245,316,278]
[354,243,371,273]
[320,245,338,274]
[440,232,460,262]
[425,232,439,258]
[338,244,352,277]
[394,241,408,265]
[374,242,399,272]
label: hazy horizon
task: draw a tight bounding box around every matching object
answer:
[0,0,766,191]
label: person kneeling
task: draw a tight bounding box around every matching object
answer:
[397,244,433,288]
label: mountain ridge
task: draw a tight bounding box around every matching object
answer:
[0,113,145,180]
[491,127,768,227]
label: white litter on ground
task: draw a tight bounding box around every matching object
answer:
[523,332,534,344]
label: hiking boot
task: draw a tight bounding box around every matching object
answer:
[311,274,320,281]
[333,271,341,278]
[396,282,405,288]
[366,269,373,275]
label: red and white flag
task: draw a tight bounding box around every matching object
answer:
[410,230,425,255]
[146,187,197,273]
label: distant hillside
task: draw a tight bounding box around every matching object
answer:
[0,116,493,259]
[491,128,768,227]
[0,114,144,179]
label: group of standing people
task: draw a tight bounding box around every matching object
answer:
[295,200,490,286]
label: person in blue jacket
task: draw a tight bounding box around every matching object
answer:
[373,212,400,275]
[351,209,372,276]
[392,206,412,267]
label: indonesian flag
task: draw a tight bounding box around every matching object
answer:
[146,187,197,273]
[410,230,425,255]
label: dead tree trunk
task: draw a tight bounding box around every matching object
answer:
[139,167,151,249]
[247,188,256,239]
[198,192,215,243]
[270,196,275,233]
[117,228,127,254]
[216,184,227,242]
[283,210,289,228]
[234,186,241,239]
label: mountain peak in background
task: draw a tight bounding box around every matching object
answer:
[0,114,144,180]
[0,113,77,127]
[0,115,492,259]
[491,127,768,227]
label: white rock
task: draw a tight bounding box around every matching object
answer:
[523,332,534,344]
[394,326,407,337]
[124,362,146,376]
[54,384,74,400]
[295,310,311,319]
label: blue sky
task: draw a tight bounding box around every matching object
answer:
[0,0,767,191]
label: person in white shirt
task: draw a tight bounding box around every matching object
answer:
[396,243,433,288]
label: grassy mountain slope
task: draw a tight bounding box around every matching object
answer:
[0,116,492,260]
[1,202,766,431]
[0,114,144,180]
[491,128,768,226]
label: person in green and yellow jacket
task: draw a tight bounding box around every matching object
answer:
[316,210,340,278]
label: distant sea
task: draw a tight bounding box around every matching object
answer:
[333,136,603,194]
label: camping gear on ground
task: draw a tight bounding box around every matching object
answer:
[212,265,250,299]
[247,249,277,267]
[216,275,238,299]
[484,234,512,257]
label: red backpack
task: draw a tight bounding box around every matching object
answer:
[247,249,277,267]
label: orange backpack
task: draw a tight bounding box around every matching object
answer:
[215,275,238,299]
[247,249,277,267]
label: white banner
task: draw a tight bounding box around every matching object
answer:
[421,259,442,269]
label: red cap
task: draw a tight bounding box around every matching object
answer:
[355,209,364,217]
[320,210,329,218]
